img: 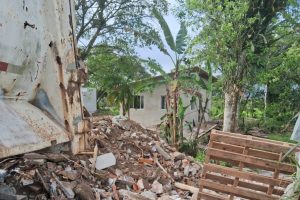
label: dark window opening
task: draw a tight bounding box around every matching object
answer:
[161,96,166,109]
[131,95,144,109]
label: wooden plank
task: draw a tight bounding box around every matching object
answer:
[200,138,214,192]
[199,191,227,200]
[205,163,291,187]
[212,142,280,161]
[214,130,298,149]
[211,131,299,154]
[207,147,296,173]
[268,153,283,195]
[229,146,248,200]
[205,173,284,196]
[200,180,279,200]
[209,156,294,174]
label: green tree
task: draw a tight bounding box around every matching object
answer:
[187,0,299,132]
[258,29,300,132]
[75,0,167,59]
[86,45,150,116]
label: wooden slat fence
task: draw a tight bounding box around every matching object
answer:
[199,130,300,200]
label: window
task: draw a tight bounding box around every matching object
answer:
[191,99,196,110]
[161,96,166,109]
[131,95,144,109]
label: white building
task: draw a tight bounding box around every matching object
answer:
[121,68,214,128]
[81,88,97,113]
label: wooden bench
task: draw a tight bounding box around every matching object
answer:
[199,129,300,200]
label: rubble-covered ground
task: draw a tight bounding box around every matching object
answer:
[0,116,202,200]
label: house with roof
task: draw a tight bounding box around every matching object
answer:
[120,68,215,128]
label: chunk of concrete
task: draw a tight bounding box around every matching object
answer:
[52,173,75,199]
[151,180,163,194]
[137,179,144,190]
[95,153,116,170]
[173,152,185,161]
[141,191,157,200]
[119,189,151,200]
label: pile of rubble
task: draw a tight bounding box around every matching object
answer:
[0,116,202,200]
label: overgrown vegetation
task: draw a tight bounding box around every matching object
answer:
[184,0,300,134]
[86,45,151,115]
[79,0,299,147]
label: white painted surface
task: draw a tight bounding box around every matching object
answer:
[95,153,116,170]
[81,88,97,113]
[0,0,86,158]
[121,84,211,128]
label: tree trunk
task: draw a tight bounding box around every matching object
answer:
[172,64,179,146]
[122,100,126,117]
[223,91,240,132]
[263,84,268,122]
[166,87,173,143]
[172,88,178,145]
[195,96,209,139]
[179,119,184,145]
[127,101,131,120]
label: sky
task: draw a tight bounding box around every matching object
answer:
[136,0,181,73]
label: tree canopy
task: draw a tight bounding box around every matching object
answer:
[186,0,300,132]
[86,45,150,114]
[75,0,168,59]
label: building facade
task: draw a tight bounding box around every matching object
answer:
[121,83,211,128]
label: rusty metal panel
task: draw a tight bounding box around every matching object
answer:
[0,0,88,158]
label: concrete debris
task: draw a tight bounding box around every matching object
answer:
[0,116,202,199]
[137,178,145,190]
[0,184,27,200]
[0,170,7,182]
[154,143,172,160]
[119,189,151,200]
[0,184,16,196]
[24,158,45,166]
[151,180,164,194]
[58,167,79,181]
[173,152,185,161]
[158,194,182,200]
[111,115,128,129]
[141,190,157,200]
[52,173,75,199]
[20,178,34,186]
[95,153,116,170]
[183,165,190,176]
[74,183,95,200]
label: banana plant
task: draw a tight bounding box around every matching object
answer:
[178,97,190,145]
[150,8,188,146]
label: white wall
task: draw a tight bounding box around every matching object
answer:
[128,84,168,127]
[179,88,211,128]
[81,88,97,113]
[121,84,211,128]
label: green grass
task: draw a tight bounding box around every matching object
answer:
[195,150,233,167]
[267,133,296,143]
[195,150,206,163]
